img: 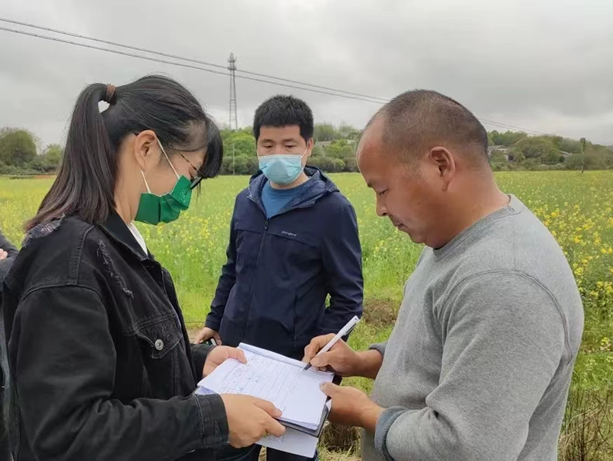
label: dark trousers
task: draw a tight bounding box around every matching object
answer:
[214,444,317,461]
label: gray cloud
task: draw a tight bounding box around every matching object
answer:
[0,0,611,146]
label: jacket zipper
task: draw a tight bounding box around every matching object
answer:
[242,187,332,342]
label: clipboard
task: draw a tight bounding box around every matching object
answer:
[196,343,334,437]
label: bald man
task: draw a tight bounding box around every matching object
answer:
[303,90,583,461]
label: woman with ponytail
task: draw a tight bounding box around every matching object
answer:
[2,76,284,461]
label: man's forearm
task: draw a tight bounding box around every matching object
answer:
[360,402,385,433]
[354,349,383,379]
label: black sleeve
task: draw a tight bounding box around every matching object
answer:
[8,286,228,461]
[0,260,14,286]
[191,342,214,377]
[0,230,18,257]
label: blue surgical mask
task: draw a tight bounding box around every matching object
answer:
[258,149,307,186]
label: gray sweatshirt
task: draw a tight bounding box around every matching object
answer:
[362,196,584,461]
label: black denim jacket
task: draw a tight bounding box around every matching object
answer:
[2,213,228,461]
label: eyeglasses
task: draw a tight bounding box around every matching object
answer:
[176,151,204,190]
[133,133,205,190]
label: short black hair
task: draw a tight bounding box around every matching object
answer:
[372,89,488,165]
[253,95,314,142]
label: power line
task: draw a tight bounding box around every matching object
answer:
[0,26,231,77]
[481,122,546,136]
[0,18,558,135]
[0,25,386,104]
[480,118,549,136]
[0,17,229,70]
[236,69,389,103]
[0,17,389,103]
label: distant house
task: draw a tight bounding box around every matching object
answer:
[487,145,510,161]
[487,145,510,154]
[316,139,356,148]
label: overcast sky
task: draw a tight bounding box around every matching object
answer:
[0,0,611,148]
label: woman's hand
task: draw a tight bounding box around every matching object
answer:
[203,346,246,377]
[221,395,285,447]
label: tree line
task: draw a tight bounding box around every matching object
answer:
[1,124,612,176]
[216,123,362,175]
[0,128,63,175]
[487,130,613,171]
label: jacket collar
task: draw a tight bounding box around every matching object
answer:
[247,166,339,211]
[99,211,149,261]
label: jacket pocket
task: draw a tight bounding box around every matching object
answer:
[135,314,182,359]
[133,314,183,398]
[292,285,326,356]
[234,223,264,276]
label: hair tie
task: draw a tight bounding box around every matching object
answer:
[104,84,117,105]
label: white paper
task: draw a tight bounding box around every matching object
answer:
[257,401,332,457]
[258,427,318,457]
[198,344,333,429]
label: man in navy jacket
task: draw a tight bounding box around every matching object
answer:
[195,95,363,366]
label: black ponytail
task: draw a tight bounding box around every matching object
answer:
[26,75,221,231]
[202,121,223,179]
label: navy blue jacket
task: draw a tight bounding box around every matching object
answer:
[206,167,363,359]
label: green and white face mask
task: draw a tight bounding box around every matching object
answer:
[135,139,193,225]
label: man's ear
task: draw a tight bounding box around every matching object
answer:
[306,138,314,157]
[133,130,160,171]
[429,147,456,192]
